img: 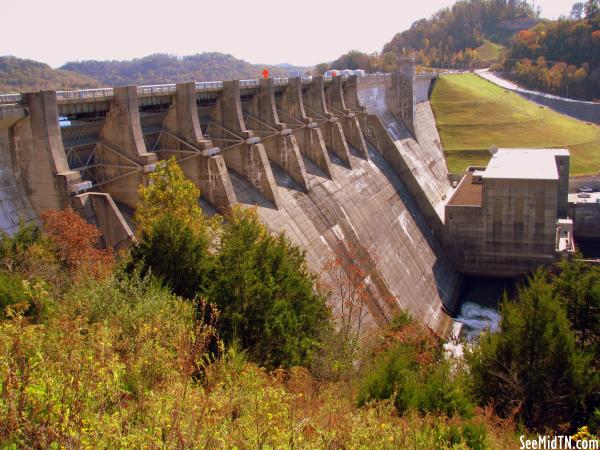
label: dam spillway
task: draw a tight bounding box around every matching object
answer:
[0,64,461,335]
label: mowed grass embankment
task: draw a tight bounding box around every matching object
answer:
[475,40,505,63]
[430,74,600,175]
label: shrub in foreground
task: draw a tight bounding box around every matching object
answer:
[210,206,330,369]
[358,312,474,419]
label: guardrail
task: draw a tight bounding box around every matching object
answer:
[0,73,393,106]
[239,79,259,88]
[195,81,223,91]
[56,88,115,101]
[0,93,22,105]
[138,84,176,95]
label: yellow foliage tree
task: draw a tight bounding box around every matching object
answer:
[134,157,219,238]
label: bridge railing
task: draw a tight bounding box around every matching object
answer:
[0,72,395,106]
[239,79,259,89]
[196,81,224,91]
[138,84,176,95]
[56,88,114,101]
[0,93,22,105]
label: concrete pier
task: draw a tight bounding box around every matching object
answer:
[276,77,334,179]
[74,191,134,249]
[303,76,353,168]
[97,86,157,210]
[160,82,236,210]
[245,78,309,191]
[386,58,416,137]
[326,76,369,159]
[14,91,82,213]
[209,80,281,208]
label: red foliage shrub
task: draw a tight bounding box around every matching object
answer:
[40,208,114,279]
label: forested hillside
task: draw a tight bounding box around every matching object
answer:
[382,0,537,68]
[61,53,309,86]
[314,1,537,75]
[504,0,600,100]
[0,56,100,93]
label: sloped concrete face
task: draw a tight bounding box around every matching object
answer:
[358,76,451,221]
[0,123,36,234]
[237,147,459,335]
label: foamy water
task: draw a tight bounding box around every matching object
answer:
[455,301,500,341]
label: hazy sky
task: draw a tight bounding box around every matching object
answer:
[2,0,575,68]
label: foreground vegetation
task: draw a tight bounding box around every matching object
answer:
[430,73,600,174]
[0,159,598,447]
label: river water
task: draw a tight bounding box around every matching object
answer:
[454,276,520,341]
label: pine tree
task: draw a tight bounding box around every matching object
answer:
[209,206,330,369]
[131,158,216,299]
[469,269,591,431]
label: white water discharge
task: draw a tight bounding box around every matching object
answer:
[455,302,500,341]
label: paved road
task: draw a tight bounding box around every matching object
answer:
[475,69,600,124]
[476,69,598,105]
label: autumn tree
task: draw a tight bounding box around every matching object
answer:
[134,157,216,237]
[318,240,372,351]
[41,208,113,279]
[131,158,216,299]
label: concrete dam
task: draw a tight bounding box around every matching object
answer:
[0,60,468,335]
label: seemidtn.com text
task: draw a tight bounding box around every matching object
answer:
[520,435,599,449]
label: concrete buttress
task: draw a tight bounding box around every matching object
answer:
[304,76,353,168]
[246,78,309,191]
[276,78,334,179]
[387,59,416,137]
[13,91,82,213]
[210,80,281,208]
[161,82,237,210]
[97,86,157,210]
[326,77,369,160]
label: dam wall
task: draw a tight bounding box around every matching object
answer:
[0,73,461,335]
[357,73,452,227]
[0,104,36,233]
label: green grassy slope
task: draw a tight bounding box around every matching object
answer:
[475,40,505,63]
[430,74,600,175]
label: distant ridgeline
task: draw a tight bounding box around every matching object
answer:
[0,54,310,93]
